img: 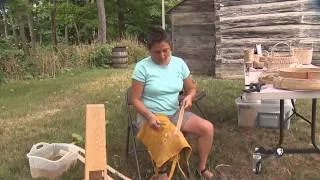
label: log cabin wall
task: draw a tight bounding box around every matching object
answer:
[168,0,216,75]
[216,0,320,78]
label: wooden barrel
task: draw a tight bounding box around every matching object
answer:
[111,46,128,68]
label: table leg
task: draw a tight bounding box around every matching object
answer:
[278,99,284,146]
[311,99,320,152]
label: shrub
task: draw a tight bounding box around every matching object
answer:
[0,37,25,80]
[88,44,113,67]
[0,36,148,81]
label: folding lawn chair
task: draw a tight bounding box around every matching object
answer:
[124,87,208,180]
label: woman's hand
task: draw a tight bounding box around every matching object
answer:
[147,113,161,129]
[182,95,193,109]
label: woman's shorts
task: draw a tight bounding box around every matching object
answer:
[136,109,193,129]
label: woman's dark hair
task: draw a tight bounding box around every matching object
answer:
[147,26,171,49]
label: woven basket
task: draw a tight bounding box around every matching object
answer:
[265,42,297,71]
[292,47,313,65]
[259,50,270,62]
[244,48,254,62]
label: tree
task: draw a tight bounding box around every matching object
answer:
[96,0,106,43]
[50,0,57,48]
[1,4,8,38]
[8,0,30,55]
[17,12,29,55]
[117,0,124,38]
[27,11,36,52]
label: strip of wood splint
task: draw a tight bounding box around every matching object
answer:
[85,104,107,180]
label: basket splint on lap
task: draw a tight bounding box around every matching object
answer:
[137,110,192,179]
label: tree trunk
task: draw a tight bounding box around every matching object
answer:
[51,0,57,49]
[74,23,80,44]
[96,0,107,43]
[64,26,68,43]
[117,0,125,38]
[17,13,29,55]
[2,5,8,38]
[9,15,18,43]
[64,0,69,43]
[27,12,36,53]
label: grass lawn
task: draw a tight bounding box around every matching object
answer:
[0,66,319,179]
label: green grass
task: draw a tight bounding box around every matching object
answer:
[0,67,320,179]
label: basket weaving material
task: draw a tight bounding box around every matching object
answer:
[292,47,313,65]
[266,42,297,71]
[274,76,320,90]
[279,68,320,80]
[137,113,191,179]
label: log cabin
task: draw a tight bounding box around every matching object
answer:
[168,0,320,78]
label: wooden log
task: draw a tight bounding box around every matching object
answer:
[302,14,320,24]
[220,12,302,30]
[219,0,299,7]
[215,63,244,79]
[220,12,320,30]
[183,58,214,74]
[169,0,214,13]
[221,53,244,60]
[218,0,316,17]
[221,25,320,39]
[173,49,215,60]
[173,35,215,49]
[85,104,107,180]
[173,24,215,37]
[172,12,215,25]
[218,38,320,50]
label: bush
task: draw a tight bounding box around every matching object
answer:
[0,36,148,81]
[0,37,26,80]
[0,70,6,84]
[88,44,113,67]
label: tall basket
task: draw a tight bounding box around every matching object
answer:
[265,42,297,71]
[292,47,313,65]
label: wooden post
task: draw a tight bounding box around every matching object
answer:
[85,104,107,180]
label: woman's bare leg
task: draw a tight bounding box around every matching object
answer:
[181,114,214,177]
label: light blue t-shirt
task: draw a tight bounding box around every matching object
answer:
[132,56,190,115]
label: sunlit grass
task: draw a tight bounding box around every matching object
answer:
[0,67,319,179]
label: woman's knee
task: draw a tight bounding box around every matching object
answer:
[198,119,214,136]
[204,120,214,136]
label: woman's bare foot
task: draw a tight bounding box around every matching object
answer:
[199,168,216,180]
[156,173,168,180]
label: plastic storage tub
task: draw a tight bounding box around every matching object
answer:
[235,97,293,129]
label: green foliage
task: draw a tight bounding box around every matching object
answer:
[88,44,113,67]
[0,36,148,81]
[0,70,6,84]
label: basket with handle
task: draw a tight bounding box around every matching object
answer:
[265,42,298,71]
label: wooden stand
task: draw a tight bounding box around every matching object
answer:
[85,104,107,180]
[84,104,131,180]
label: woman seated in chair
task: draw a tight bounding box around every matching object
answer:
[131,26,215,180]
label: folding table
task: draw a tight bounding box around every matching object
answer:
[243,84,320,174]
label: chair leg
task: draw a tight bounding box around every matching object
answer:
[194,102,208,120]
[130,124,142,180]
[125,124,131,158]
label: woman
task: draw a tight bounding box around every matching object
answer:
[131,27,215,179]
